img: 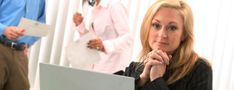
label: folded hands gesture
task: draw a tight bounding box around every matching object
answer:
[139,49,172,86]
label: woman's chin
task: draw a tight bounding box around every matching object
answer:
[152,46,165,51]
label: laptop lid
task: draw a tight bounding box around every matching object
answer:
[40,63,134,90]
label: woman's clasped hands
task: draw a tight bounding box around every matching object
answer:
[139,49,172,86]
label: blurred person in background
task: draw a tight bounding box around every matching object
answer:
[73,0,133,73]
[0,0,45,89]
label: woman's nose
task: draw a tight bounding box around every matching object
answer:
[157,27,167,38]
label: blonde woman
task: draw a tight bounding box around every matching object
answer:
[120,0,212,89]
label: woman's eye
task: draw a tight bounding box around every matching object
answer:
[152,23,161,30]
[167,25,177,31]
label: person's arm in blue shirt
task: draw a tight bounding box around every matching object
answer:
[0,23,7,36]
[0,0,6,35]
[38,0,46,23]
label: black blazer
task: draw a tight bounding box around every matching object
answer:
[116,58,212,90]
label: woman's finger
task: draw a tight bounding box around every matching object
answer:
[156,50,170,65]
[87,39,105,52]
[148,50,163,63]
[146,59,163,66]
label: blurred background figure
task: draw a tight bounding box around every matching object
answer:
[72,0,134,73]
[0,0,45,89]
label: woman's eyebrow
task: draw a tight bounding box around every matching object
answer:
[168,22,178,25]
[152,19,160,23]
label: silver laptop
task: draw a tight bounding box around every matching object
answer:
[40,63,134,90]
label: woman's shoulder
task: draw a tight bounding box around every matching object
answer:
[190,57,212,76]
[195,57,212,70]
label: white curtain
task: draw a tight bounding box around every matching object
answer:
[189,0,234,90]
[29,0,234,90]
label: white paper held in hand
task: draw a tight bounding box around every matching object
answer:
[65,32,100,70]
[18,18,51,37]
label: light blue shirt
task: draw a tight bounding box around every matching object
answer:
[0,0,45,47]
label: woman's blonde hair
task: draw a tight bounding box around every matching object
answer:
[139,0,198,84]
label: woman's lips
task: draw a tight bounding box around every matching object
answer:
[155,41,169,46]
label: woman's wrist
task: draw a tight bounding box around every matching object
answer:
[150,75,162,81]
[138,74,149,86]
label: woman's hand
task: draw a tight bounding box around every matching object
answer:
[138,58,151,86]
[148,50,171,81]
[73,12,83,26]
[87,38,106,52]
[138,49,170,86]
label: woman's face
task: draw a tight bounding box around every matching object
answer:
[148,7,184,54]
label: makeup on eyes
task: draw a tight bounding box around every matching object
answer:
[151,21,178,31]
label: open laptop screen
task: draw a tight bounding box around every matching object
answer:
[40,63,134,90]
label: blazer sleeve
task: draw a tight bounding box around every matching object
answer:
[123,62,169,90]
[138,77,169,90]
